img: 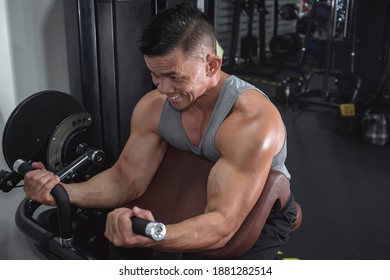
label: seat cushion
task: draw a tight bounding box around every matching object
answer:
[127,145,292,259]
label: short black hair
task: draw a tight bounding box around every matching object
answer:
[137,3,216,56]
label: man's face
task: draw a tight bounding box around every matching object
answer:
[144,49,209,110]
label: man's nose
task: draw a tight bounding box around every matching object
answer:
[157,77,174,94]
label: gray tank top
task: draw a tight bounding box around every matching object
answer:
[159,75,291,179]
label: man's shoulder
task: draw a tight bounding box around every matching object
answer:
[138,90,166,108]
[216,90,285,157]
[132,90,166,132]
[134,90,166,118]
[234,89,277,118]
[218,90,284,139]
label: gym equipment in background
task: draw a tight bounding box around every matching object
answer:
[227,0,304,78]
[275,0,362,113]
[269,2,302,58]
[0,91,101,192]
[0,91,166,259]
[0,91,109,259]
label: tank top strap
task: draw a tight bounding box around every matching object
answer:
[201,76,262,161]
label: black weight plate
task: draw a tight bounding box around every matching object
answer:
[2,91,85,170]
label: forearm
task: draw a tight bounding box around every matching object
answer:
[63,137,166,209]
[64,168,138,209]
[145,211,238,252]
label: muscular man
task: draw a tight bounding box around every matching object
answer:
[23,3,296,259]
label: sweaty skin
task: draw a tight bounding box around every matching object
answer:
[23,47,285,253]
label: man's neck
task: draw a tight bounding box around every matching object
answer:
[191,71,229,112]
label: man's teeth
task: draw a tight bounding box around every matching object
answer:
[169,95,180,100]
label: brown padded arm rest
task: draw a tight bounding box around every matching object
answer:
[127,145,291,259]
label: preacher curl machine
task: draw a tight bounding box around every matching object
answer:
[1,91,301,259]
[0,91,166,259]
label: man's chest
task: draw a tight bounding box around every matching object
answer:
[181,109,214,146]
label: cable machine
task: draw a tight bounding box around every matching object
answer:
[227,0,303,78]
[276,0,362,112]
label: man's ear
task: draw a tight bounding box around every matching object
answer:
[206,55,222,77]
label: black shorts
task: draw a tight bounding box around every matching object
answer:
[238,192,297,260]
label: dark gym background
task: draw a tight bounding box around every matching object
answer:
[1,0,389,259]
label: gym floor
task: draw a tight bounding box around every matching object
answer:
[235,70,390,260]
